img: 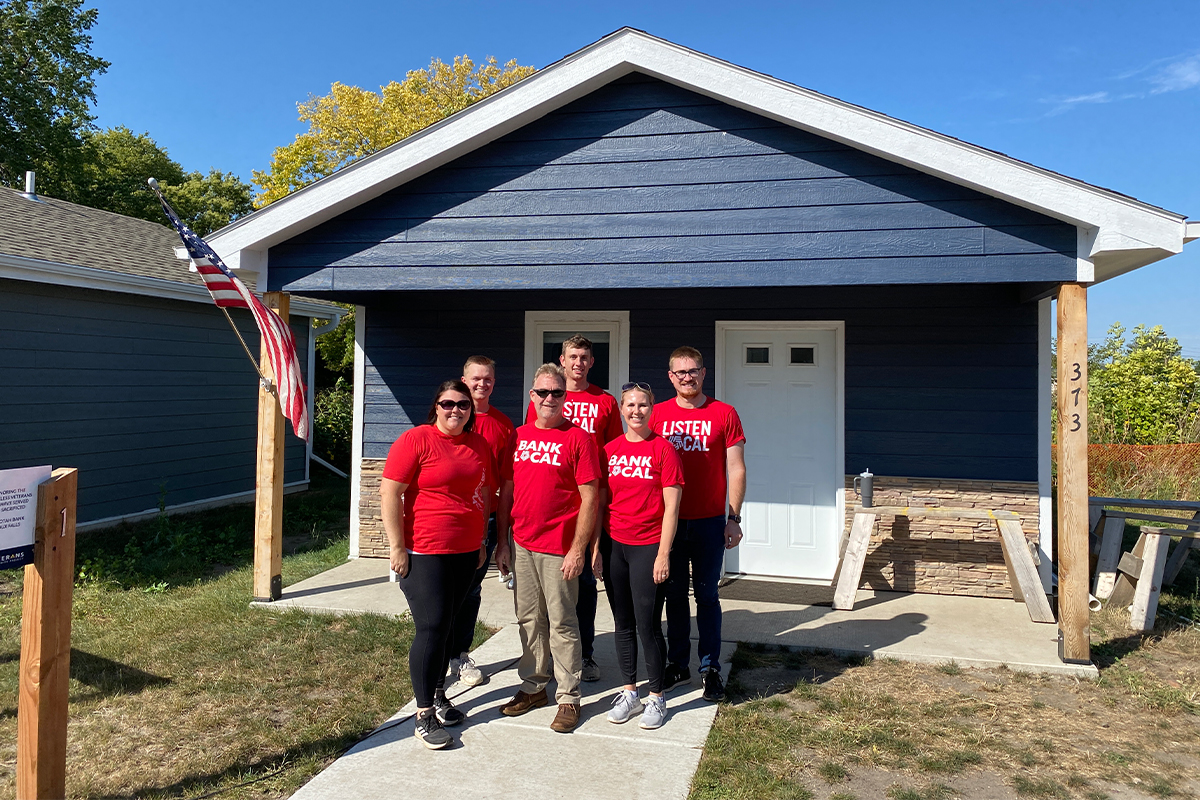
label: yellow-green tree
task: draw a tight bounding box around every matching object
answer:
[252,55,535,207]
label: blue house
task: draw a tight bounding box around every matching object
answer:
[0,184,342,529]
[208,30,1196,597]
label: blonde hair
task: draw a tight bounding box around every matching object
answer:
[668,346,704,369]
[620,383,655,405]
[532,362,566,388]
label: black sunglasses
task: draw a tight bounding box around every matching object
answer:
[621,381,653,393]
[531,388,566,399]
[437,399,472,411]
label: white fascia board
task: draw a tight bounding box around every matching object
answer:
[207,28,1187,271]
[0,252,341,321]
[1185,221,1200,244]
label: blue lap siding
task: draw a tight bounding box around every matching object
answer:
[360,284,1038,482]
[267,73,1075,293]
[0,279,309,523]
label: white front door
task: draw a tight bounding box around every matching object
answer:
[720,324,843,581]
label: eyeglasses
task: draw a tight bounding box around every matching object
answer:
[670,368,703,379]
[621,382,653,393]
[531,388,566,399]
[437,399,472,411]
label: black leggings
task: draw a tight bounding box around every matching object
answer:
[605,539,667,693]
[397,551,478,708]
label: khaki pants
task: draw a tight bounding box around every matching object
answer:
[513,542,582,705]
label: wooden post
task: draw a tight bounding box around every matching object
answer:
[254,292,288,602]
[17,467,77,800]
[1056,283,1090,664]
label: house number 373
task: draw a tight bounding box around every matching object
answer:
[1067,362,1082,432]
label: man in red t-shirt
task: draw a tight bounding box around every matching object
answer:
[650,345,747,703]
[445,355,516,688]
[497,363,600,733]
[524,334,622,682]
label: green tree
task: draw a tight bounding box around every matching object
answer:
[67,126,252,235]
[315,304,355,375]
[0,0,109,188]
[1088,323,1200,444]
[253,55,534,206]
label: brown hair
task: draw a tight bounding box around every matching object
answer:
[462,355,496,375]
[561,334,593,356]
[668,346,704,369]
[620,382,655,405]
[423,379,476,432]
[532,363,566,388]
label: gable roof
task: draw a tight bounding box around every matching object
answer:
[210,27,1197,285]
[0,187,339,318]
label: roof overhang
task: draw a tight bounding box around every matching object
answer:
[209,28,1192,287]
[0,251,342,321]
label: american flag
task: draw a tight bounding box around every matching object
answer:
[154,191,310,442]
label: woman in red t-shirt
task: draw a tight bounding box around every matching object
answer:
[380,379,495,750]
[599,382,684,730]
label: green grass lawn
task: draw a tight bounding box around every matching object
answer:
[0,473,422,800]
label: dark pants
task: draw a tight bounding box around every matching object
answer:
[450,515,497,657]
[397,550,478,708]
[607,539,668,692]
[577,530,614,660]
[665,515,726,675]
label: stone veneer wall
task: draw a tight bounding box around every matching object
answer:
[844,475,1041,598]
[358,459,389,558]
[357,459,1040,597]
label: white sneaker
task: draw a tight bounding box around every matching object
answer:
[607,689,643,724]
[640,695,667,729]
[454,653,485,687]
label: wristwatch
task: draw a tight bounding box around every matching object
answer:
[727,512,742,524]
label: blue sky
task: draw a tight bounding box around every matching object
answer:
[88,0,1199,354]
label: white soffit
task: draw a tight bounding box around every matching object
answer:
[209,28,1191,282]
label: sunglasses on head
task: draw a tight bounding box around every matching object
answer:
[532,388,566,398]
[621,381,653,393]
[437,399,473,411]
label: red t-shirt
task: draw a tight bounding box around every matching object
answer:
[526,384,623,452]
[508,421,602,556]
[603,433,685,546]
[382,425,497,554]
[651,397,746,520]
[473,407,515,488]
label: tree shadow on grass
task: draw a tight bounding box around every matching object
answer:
[0,648,171,720]
[99,729,368,800]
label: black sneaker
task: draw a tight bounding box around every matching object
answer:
[433,692,465,726]
[663,663,691,691]
[702,669,725,702]
[414,709,452,749]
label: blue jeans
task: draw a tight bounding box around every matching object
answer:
[665,515,726,675]
[449,514,497,657]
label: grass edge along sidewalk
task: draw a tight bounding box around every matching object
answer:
[0,474,455,800]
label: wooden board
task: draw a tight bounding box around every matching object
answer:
[996,518,1056,623]
[853,506,1021,521]
[1056,283,1090,663]
[17,467,77,800]
[1093,514,1127,599]
[1164,538,1199,586]
[1129,528,1170,633]
[833,512,876,611]
[1107,532,1146,610]
[1090,497,1200,512]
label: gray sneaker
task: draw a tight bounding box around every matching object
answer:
[581,657,601,682]
[640,695,667,729]
[606,690,643,724]
[454,653,485,687]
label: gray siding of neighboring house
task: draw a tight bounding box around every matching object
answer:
[0,278,309,523]
[360,284,1039,482]
[267,73,1076,293]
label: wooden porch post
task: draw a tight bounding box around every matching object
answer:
[253,292,288,602]
[1056,283,1090,663]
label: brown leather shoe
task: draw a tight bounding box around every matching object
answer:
[500,689,548,717]
[549,703,580,733]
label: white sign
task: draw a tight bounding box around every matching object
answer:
[0,465,52,570]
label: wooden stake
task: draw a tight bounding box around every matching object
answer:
[1056,283,1090,664]
[253,292,288,602]
[1129,527,1170,632]
[1093,514,1127,600]
[833,512,876,610]
[17,467,77,800]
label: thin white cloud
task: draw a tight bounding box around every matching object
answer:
[1150,54,1200,93]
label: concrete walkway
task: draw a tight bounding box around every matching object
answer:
[253,558,1095,799]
